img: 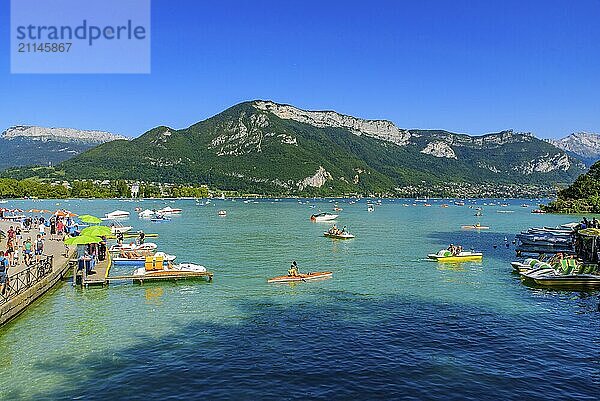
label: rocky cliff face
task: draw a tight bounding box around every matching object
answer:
[254,100,411,146]
[2,125,127,144]
[549,132,600,166]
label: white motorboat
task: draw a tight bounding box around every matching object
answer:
[105,210,130,219]
[510,258,542,273]
[310,212,338,222]
[132,262,208,278]
[138,209,155,218]
[110,222,133,234]
[158,206,182,215]
[109,242,158,254]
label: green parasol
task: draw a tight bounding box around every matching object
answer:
[64,235,103,246]
[80,225,112,237]
[78,215,102,224]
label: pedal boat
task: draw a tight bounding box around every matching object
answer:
[428,250,483,262]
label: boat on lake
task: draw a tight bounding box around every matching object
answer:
[267,271,333,283]
[105,210,130,219]
[133,261,209,279]
[138,209,155,218]
[109,242,158,254]
[158,206,182,215]
[428,249,483,262]
[461,224,489,230]
[310,212,338,222]
[113,251,176,265]
[323,231,355,239]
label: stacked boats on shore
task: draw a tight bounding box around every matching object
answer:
[512,223,600,288]
[515,224,576,255]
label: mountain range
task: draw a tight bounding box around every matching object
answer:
[3,101,593,195]
[0,126,127,170]
[548,132,600,167]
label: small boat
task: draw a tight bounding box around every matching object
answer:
[138,209,155,218]
[158,206,182,215]
[310,212,338,222]
[323,231,355,239]
[218,210,227,216]
[113,251,176,265]
[427,250,483,262]
[531,209,546,214]
[151,215,171,222]
[511,258,543,273]
[461,224,490,230]
[105,210,130,219]
[367,204,374,212]
[267,271,333,283]
[109,242,158,254]
[133,262,209,278]
[110,223,133,234]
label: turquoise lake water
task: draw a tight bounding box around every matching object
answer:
[0,198,598,400]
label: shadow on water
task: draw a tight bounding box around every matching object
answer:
[7,295,599,401]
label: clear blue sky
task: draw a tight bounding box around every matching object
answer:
[1,0,599,138]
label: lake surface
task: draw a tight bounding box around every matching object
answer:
[0,198,598,400]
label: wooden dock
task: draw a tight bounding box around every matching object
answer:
[107,271,213,284]
[77,254,112,287]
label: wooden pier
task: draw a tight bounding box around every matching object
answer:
[75,253,213,286]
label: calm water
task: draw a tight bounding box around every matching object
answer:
[0,198,598,400]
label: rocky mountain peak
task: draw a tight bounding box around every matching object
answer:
[1,125,127,144]
[253,100,411,146]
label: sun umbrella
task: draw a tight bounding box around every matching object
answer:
[80,225,112,237]
[55,210,78,217]
[79,215,102,224]
[64,235,103,246]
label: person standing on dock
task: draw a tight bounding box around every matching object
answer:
[34,234,44,263]
[0,251,9,296]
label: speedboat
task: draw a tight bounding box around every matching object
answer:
[111,223,133,234]
[138,209,155,218]
[367,204,374,212]
[105,210,130,219]
[427,250,483,262]
[310,212,338,222]
[133,262,209,279]
[157,206,182,215]
[151,214,171,222]
[108,242,158,254]
[267,271,333,283]
[218,210,227,216]
[112,251,176,265]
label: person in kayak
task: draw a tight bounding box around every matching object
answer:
[288,261,300,277]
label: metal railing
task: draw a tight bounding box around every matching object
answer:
[0,256,54,305]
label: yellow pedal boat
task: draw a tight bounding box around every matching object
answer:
[428,250,483,262]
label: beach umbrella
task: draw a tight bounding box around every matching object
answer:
[79,215,102,224]
[80,225,112,237]
[55,210,78,217]
[64,235,102,246]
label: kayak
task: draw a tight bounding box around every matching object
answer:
[267,271,333,283]
[323,232,355,239]
[428,250,483,262]
[461,225,490,230]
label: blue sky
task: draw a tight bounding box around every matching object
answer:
[0,0,599,138]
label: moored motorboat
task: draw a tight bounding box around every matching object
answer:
[218,210,227,216]
[105,210,130,219]
[267,271,333,283]
[133,262,209,278]
[158,206,182,215]
[109,242,158,254]
[428,249,483,262]
[138,209,155,218]
[511,258,542,272]
[310,212,338,222]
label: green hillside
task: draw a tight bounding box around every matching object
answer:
[2,101,586,195]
